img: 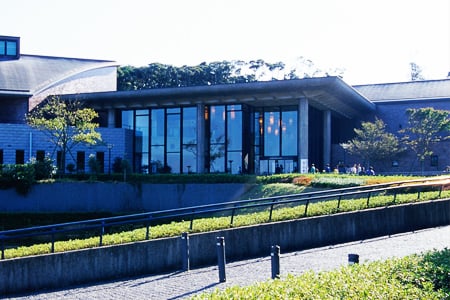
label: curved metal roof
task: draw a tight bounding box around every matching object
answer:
[0,54,117,96]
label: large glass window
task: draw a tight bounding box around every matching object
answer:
[208,105,243,173]
[227,106,242,151]
[121,110,134,129]
[264,110,281,156]
[210,106,226,172]
[281,110,297,156]
[167,114,180,152]
[166,110,181,173]
[183,107,197,173]
[136,111,149,172]
[261,108,297,158]
[151,109,165,146]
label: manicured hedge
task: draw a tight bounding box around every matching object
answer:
[193,249,450,299]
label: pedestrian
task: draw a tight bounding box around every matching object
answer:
[310,164,317,173]
[366,166,375,176]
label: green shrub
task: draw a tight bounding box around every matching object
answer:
[311,175,366,188]
[31,156,56,180]
[193,249,450,299]
[0,164,35,195]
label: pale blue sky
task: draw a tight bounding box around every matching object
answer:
[2,0,449,84]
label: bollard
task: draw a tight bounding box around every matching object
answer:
[348,253,359,265]
[181,232,190,271]
[271,245,280,279]
[216,236,226,282]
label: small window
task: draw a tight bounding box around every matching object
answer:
[16,150,25,164]
[36,150,45,162]
[56,151,63,171]
[77,151,85,172]
[6,41,17,56]
[431,155,438,167]
[0,36,20,60]
[96,152,105,173]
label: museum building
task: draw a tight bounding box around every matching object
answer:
[1,35,449,175]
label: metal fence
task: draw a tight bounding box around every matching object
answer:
[1,176,449,260]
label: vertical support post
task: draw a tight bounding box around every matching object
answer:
[181,232,190,271]
[348,253,359,265]
[323,110,331,168]
[366,192,371,208]
[197,104,206,174]
[51,227,56,253]
[1,237,5,260]
[271,245,280,279]
[99,220,105,246]
[145,215,151,240]
[298,97,309,173]
[216,236,226,282]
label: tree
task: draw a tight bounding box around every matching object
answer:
[117,58,344,91]
[400,107,450,171]
[341,118,403,168]
[26,96,102,174]
[410,62,425,81]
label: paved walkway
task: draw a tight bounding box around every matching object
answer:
[6,225,450,300]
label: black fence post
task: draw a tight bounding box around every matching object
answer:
[271,245,280,279]
[216,236,226,282]
[1,237,4,260]
[348,253,359,265]
[181,232,190,271]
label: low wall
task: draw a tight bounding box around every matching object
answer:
[0,183,252,212]
[2,198,450,295]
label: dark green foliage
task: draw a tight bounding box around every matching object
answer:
[31,156,55,180]
[117,58,344,91]
[341,118,403,168]
[0,164,35,195]
[400,107,450,165]
[399,248,450,293]
[0,212,113,230]
[112,157,123,173]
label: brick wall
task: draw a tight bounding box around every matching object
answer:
[0,124,130,173]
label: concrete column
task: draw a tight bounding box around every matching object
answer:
[107,109,115,128]
[298,97,309,173]
[196,104,206,174]
[323,110,331,167]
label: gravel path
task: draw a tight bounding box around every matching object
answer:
[6,225,450,300]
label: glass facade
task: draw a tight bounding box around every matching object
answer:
[208,105,243,174]
[120,104,298,175]
[123,106,198,174]
[257,107,298,175]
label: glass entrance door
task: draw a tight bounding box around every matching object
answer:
[259,159,297,175]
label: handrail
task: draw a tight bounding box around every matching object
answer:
[1,176,449,259]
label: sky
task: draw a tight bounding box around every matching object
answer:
[2,0,450,85]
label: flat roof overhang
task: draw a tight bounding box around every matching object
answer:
[0,88,32,98]
[62,77,375,119]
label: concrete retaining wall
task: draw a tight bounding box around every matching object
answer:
[0,183,252,212]
[2,198,450,295]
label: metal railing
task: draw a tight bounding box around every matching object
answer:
[1,176,449,259]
